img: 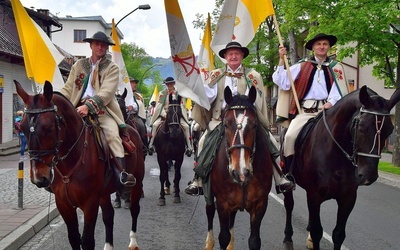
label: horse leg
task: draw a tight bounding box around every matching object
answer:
[217,204,232,250]
[226,211,237,250]
[205,202,216,250]
[113,192,121,208]
[306,193,323,250]
[128,182,143,250]
[173,159,183,203]
[81,202,100,250]
[282,191,295,250]
[332,191,357,250]
[248,203,267,250]
[159,161,168,206]
[57,202,81,250]
[100,196,115,249]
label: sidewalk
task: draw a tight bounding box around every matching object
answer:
[0,141,399,250]
[0,141,58,250]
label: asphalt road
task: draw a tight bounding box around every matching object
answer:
[18,153,400,250]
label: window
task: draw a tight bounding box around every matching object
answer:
[74,30,86,43]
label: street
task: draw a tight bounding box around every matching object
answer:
[13,153,400,249]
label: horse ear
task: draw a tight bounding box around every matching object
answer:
[43,81,53,103]
[169,92,173,103]
[122,88,127,99]
[248,86,256,104]
[177,95,181,104]
[359,85,372,108]
[14,80,30,104]
[224,86,233,104]
[387,87,400,110]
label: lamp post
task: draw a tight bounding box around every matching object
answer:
[115,4,151,28]
[140,63,162,84]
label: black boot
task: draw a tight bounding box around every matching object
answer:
[114,157,136,200]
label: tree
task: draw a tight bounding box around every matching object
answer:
[121,42,163,105]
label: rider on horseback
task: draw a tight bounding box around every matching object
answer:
[185,42,295,195]
[127,77,148,154]
[60,31,136,198]
[273,33,349,169]
[148,77,193,157]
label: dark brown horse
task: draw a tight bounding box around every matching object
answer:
[281,86,400,250]
[15,80,145,250]
[205,86,272,250]
[116,88,148,154]
[153,94,186,206]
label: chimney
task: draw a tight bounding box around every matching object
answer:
[37,9,49,16]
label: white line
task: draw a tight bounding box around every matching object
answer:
[269,192,349,250]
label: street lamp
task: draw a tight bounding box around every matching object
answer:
[115,4,151,28]
[140,63,162,84]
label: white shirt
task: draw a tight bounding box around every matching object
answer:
[272,58,341,105]
[81,60,99,100]
[204,65,247,109]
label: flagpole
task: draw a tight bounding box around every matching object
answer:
[272,15,302,115]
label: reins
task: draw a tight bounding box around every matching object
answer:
[322,107,390,167]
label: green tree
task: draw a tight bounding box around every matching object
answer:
[121,42,163,105]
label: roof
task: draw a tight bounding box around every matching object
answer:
[0,27,22,57]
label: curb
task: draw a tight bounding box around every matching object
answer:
[0,205,59,250]
[378,171,400,189]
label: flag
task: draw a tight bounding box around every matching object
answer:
[197,13,214,84]
[111,18,134,103]
[164,0,210,110]
[149,84,159,104]
[211,0,275,61]
[185,98,192,110]
[11,0,65,91]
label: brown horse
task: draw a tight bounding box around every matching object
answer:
[15,80,145,250]
[281,86,400,250]
[205,86,272,250]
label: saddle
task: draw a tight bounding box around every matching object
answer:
[294,112,323,155]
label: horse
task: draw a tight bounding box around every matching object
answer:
[204,86,273,250]
[116,88,149,154]
[280,86,400,250]
[153,93,186,206]
[15,80,145,250]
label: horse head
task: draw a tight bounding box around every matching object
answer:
[14,80,83,188]
[223,86,257,185]
[166,93,183,139]
[116,88,128,121]
[350,86,400,185]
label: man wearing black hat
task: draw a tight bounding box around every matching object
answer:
[273,33,349,170]
[61,31,136,198]
[148,77,193,156]
[186,41,295,196]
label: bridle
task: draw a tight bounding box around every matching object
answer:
[225,105,256,162]
[24,103,85,172]
[162,103,182,134]
[323,107,390,167]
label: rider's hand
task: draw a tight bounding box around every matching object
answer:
[76,105,89,117]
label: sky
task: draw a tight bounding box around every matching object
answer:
[21,0,216,58]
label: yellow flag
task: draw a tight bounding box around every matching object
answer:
[211,0,275,60]
[185,98,192,110]
[111,19,134,102]
[149,85,159,104]
[11,0,64,90]
[197,13,214,84]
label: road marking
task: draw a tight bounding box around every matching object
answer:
[269,192,349,250]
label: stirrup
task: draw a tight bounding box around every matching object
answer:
[120,171,136,187]
[275,174,296,194]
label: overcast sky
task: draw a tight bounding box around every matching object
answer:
[21,0,216,58]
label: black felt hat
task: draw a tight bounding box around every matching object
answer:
[305,33,337,50]
[83,31,115,46]
[163,77,175,84]
[218,41,249,59]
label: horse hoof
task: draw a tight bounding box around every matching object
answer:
[124,201,130,209]
[282,240,294,250]
[113,201,121,208]
[159,198,166,206]
[173,196,181,203]
[164,187,171,195]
